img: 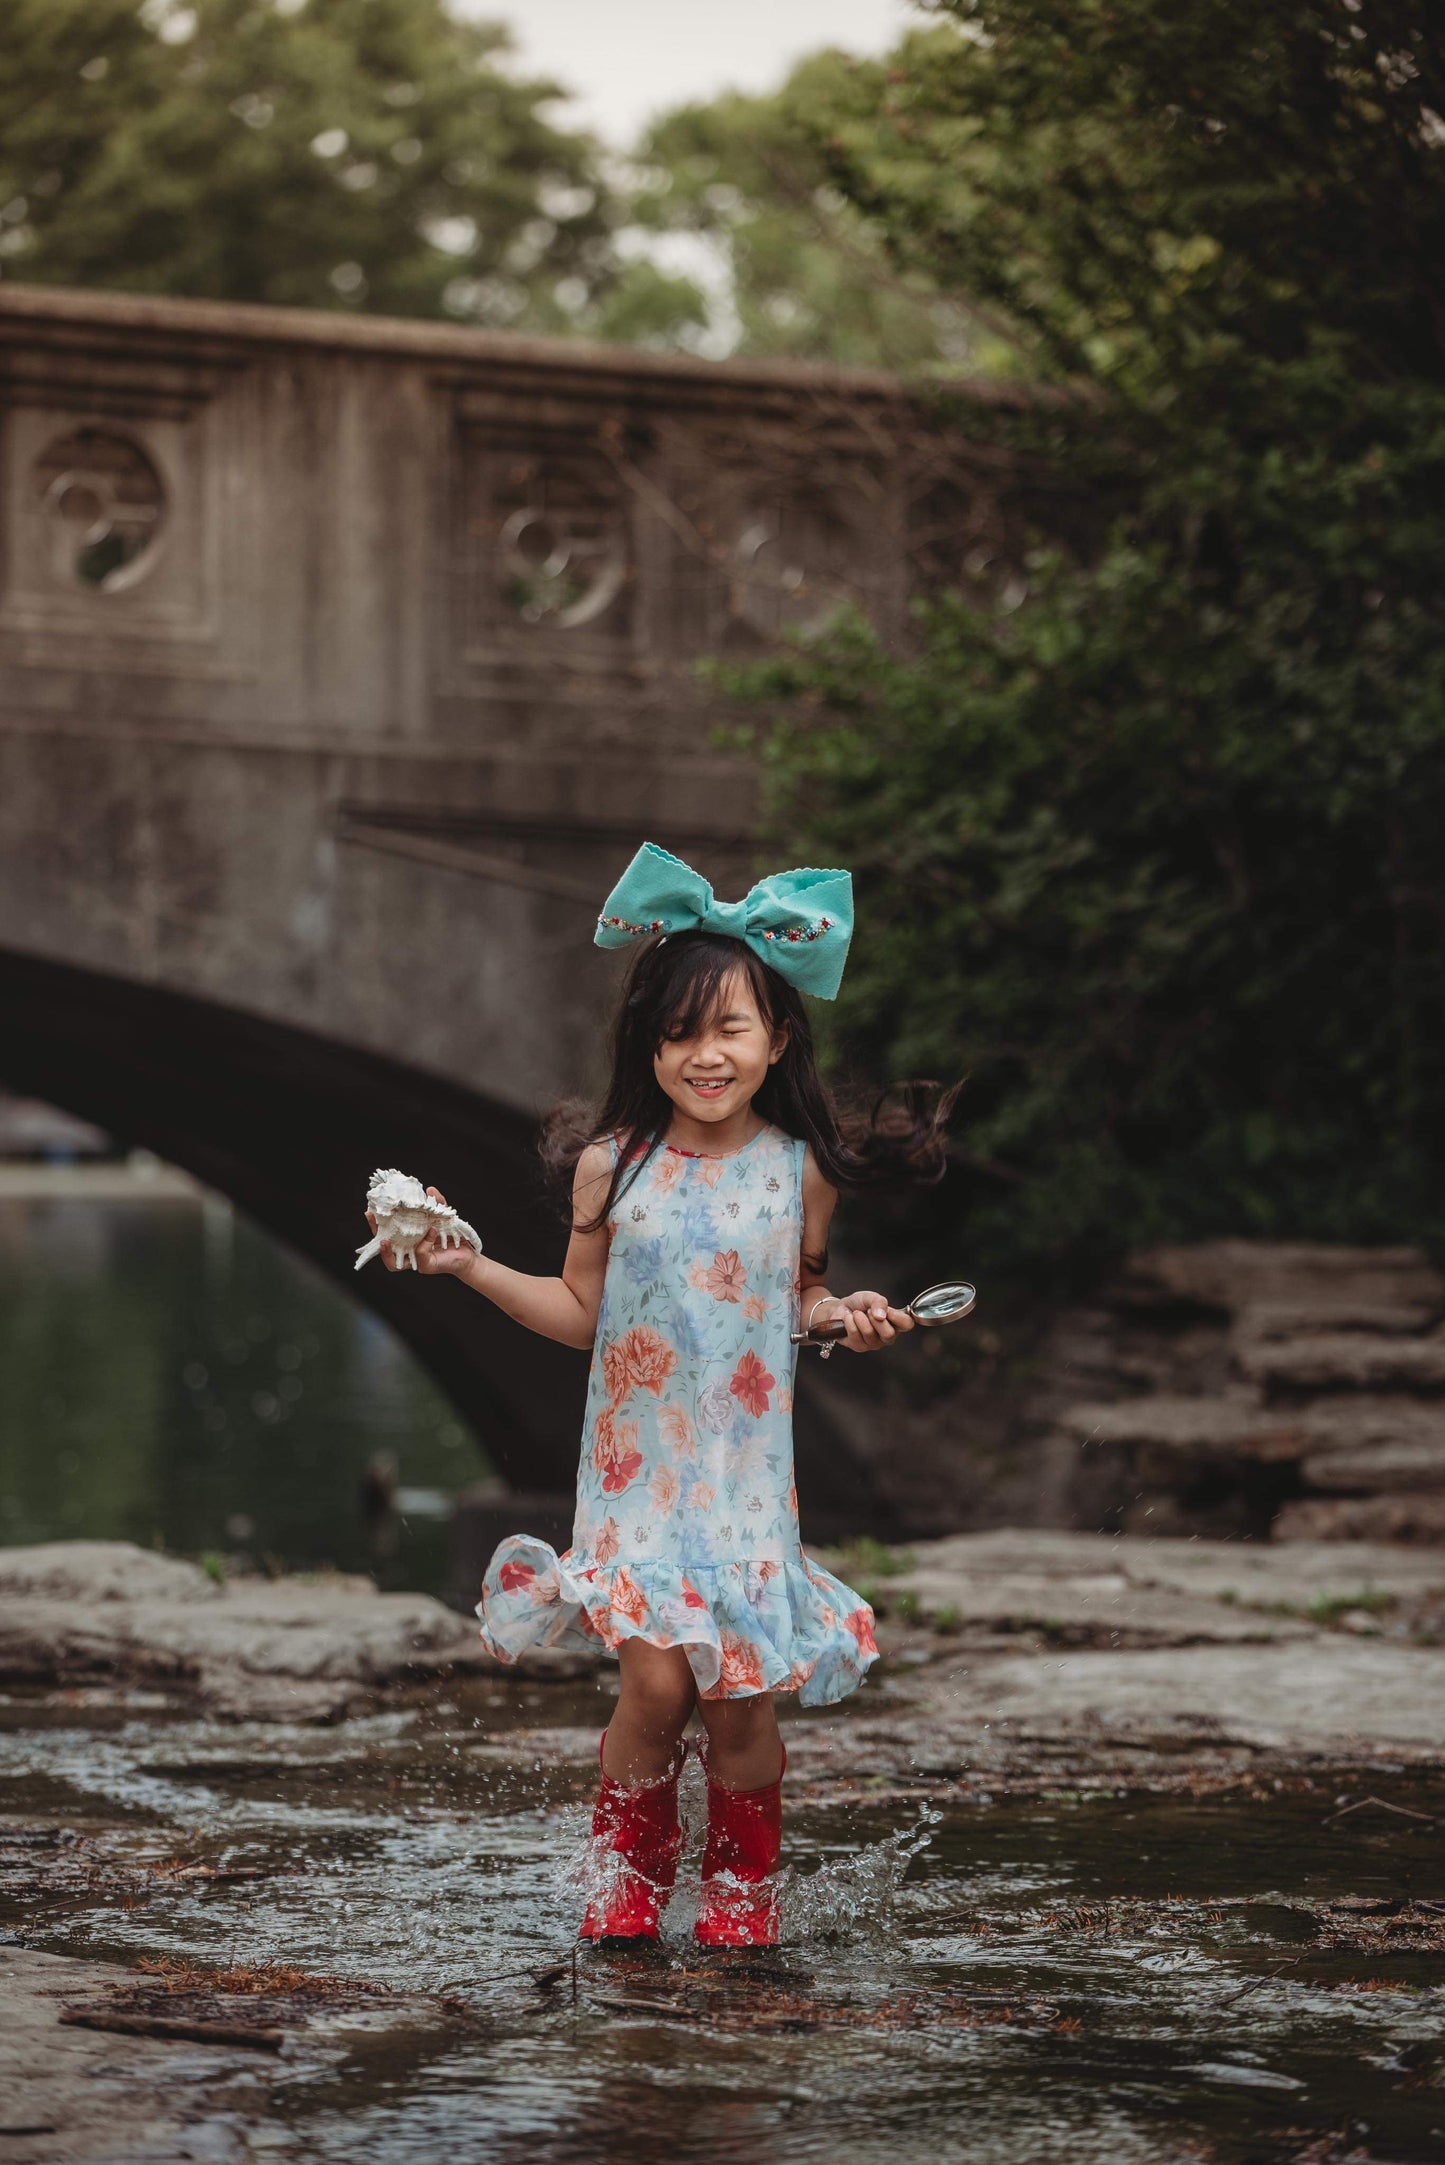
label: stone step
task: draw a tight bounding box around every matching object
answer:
[1232,1298,1443,1342]
[1112,1241,1445,1321]
[1275,1493,1445,1543]
[1301,1437,1445,1494]
[1060,1394,1308,1465]
[1288,1394,1445,1452]
[1238,1334,1445,1394]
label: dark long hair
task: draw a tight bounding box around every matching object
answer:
[544,931,957,1238]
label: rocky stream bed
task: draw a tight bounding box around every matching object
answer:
[1,1533,1443,2164]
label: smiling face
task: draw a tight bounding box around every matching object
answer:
[652,964,787,1132]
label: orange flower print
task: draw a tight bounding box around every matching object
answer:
[650,1463,680,1514]
[729,1348,775,1419]
[687,1261,711,1291]
[680,1578,707,1610]
[659,1403,696,1458]
[776,1384,793,1414]
[697,1157,726,1189]
[609,1566,649,1628]
[704,1249,747,1302]
[685,1478,716,1514]
[652,1152,684,1192]
[788,1656,818,1690]
[714,1631,767,1694]
[498,1558,536,1593]
[617,1325,678,1398]
[742,1292,767,1322]
[593,1411,643,1495]
[593,1515,620,1565]
[601,1325,678,1408]
[845,1606,878,1659]
[600,1342,630,1409]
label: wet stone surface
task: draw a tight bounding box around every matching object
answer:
[2,1668,1444,2165]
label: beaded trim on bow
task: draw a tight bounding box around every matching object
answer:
[598,911,836,945]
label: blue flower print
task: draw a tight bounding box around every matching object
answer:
[622,1235,666,1289]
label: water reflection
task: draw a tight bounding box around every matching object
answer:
[0,1168,489,1591]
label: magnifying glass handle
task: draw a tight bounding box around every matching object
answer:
[789,1316,851,1346]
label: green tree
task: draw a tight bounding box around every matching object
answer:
[725,0,1445,1283]
[0,0,703,337]
[625,39,993,370]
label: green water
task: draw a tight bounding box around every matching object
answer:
[0,1181,488,1591]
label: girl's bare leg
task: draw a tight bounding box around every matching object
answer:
[602,1640,697,1782]
[695,1691,784,1789]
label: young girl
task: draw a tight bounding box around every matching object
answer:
[369,843,945,1949]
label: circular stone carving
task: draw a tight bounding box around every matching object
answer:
[34,428,166,591]
[730,506,855,638]
[498,505,626,629]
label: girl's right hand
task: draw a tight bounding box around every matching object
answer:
[366,1187,476,1277]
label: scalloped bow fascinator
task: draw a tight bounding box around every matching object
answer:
[594,842,853,1000]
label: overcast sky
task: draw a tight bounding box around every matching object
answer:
[462,0,925,147]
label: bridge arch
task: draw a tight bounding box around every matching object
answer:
[0,945,911,1535]
[0,944,584,1483]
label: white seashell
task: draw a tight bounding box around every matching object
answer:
[354,1167,483,1273]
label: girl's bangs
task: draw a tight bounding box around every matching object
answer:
[653,936,776,1042]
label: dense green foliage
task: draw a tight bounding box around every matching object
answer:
[0,0,703,337]
[627,44,988,371]
[725,0,1445,1281]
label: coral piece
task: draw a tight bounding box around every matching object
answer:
[353,1168,482,1273]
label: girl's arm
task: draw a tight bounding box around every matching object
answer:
[798,1145,915,1354]
[367,1146,611,1351]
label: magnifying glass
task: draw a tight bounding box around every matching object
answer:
[790,1279,978,1348]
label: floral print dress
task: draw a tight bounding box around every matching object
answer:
[476,1123,878,1706]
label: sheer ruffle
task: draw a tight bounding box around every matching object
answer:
[476,1539,877,1708]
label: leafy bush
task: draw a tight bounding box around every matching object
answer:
[722,0,1445,1286]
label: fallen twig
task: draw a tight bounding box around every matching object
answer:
[584,1991,701,2022]
[1322,1795,1436,1829]
[60,2008,285,2052]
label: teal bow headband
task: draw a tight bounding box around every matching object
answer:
[595,842,853,999]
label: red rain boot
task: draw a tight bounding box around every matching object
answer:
[578,1732,685,1943]
[694,1744,786,1948]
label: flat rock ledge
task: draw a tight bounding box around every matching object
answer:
[5,1531,1443,1749]
[0,1541,598,1721]
[875,1525,1445,1640]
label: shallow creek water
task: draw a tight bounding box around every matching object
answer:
[3,1681,1443,2164]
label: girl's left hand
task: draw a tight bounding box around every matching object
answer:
[831,1290,915,1353]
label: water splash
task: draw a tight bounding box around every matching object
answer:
[552,1748,941,1948]
[780,1802,943,1946]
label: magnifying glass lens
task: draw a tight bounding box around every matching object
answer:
[909,1282,977,1325]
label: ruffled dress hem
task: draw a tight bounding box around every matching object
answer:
[476,1536,878,1709]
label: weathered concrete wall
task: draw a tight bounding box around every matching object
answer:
[0,284,1026,1513]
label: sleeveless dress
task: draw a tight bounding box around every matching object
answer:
[476,1123,878,1706]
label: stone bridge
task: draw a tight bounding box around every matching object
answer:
[0,284,1025,1533]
